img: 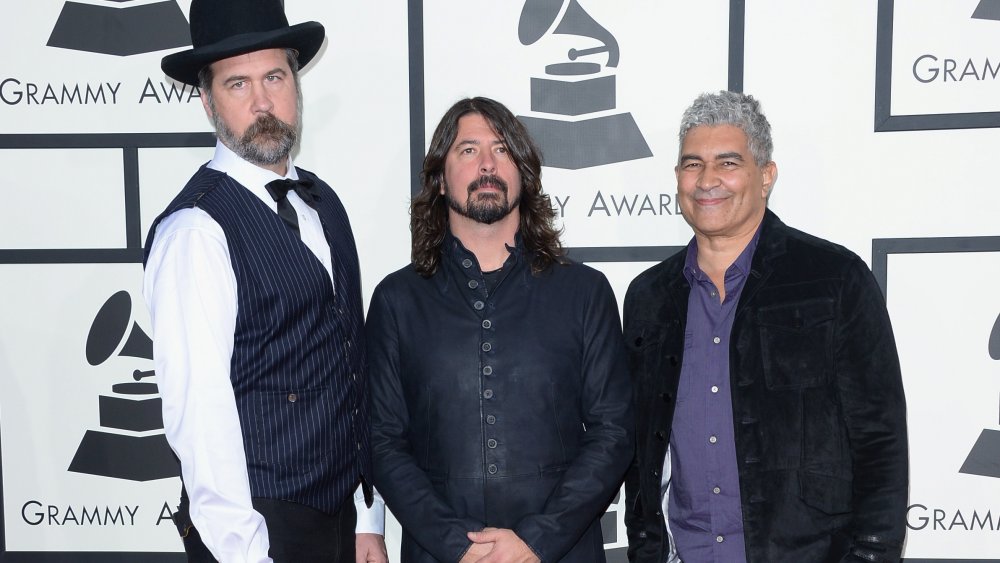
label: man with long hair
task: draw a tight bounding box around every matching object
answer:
[368,97,633,562]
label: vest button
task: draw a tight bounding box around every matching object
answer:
[287,393,297,403]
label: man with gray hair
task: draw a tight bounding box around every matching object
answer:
[623,91,908,562]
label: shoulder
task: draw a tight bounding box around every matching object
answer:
[625,248,686,300]
[767,216,867,273]
[372,263,427,298]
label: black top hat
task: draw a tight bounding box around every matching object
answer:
[162,0,325,87]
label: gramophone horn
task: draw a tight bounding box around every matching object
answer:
[86,291,153,365]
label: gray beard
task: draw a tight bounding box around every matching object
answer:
[214,110,298,167]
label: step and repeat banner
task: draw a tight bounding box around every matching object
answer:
[1,1,999,561]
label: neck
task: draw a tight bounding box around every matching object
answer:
[260,159,289,176]
[694,215,763,296]
[449,211,519,272]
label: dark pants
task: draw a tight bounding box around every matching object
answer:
[175,489,357,563]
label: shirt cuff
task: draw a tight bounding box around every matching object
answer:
[354,484,385,535]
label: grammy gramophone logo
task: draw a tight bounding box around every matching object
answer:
[959,310,1000,478]
[515,0,652,170]
[68,291,179,481]
[47,0,190,56]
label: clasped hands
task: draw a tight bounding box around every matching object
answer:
[459,527,541,563]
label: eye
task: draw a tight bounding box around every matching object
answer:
[265,74,281,82]
[230,80,245,90]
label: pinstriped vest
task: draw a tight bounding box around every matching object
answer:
[144,165,373,515]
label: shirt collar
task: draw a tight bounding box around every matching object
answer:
[683,220,763,284]
[206,140,298,205]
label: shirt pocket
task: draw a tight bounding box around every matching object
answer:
[757,298,835,390]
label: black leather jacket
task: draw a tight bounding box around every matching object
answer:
[368,233,634,562]
[623,211,908,562]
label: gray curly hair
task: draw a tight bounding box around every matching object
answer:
[678,91,773,167]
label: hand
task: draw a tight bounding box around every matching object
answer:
[355,532,388,563]
[459,539,494,563]
[465,528,540,563]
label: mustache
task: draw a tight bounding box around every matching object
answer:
[468,174,508,195]
[241,112,296,143]
[693,187,731,200]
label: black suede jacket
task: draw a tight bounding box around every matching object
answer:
[368,233,634,562]
[623,210,908,563]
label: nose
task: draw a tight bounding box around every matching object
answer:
[250,83,273,114]
[479,150,496,174]
[695,164,720,190]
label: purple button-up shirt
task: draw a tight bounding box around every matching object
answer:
[666,229,760,562]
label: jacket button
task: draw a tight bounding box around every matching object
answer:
[468,279,479,289]
[654,510,662,517]
[668,356,678,366]
[659,392,672,402]
[483,389,494,399]
[482,365,493,376]
[487,439,497,448]
[287,393,297,403]
[481,342,492,352]
[462,259,473,268]
[486,415,496,424]
[482,319,492,329]
[655,431,666,441]
[488,464,498,474]
[474,301,485,310]
[651,469,660,477]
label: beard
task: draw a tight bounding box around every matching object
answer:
[213,108,299,167]
[445,174,521,225]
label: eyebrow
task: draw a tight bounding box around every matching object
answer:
[221,67,287,86]
[454,138,506,149]
[679,152,745,163]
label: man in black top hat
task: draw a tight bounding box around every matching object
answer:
[144,1,385,562]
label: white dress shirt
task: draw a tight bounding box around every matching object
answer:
[144,141,384,563]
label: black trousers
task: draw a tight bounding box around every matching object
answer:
[176,489,357,563]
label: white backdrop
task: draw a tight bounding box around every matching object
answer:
[1,1,999,561]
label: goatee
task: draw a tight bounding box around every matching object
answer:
[446,174,520,225]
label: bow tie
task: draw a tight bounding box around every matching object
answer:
[265,178,321,208]
[265,178,321,236]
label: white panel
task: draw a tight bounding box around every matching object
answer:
[888,251,1000,559]
[891,0,1000,116]
[421,1,730,251]
[0,149,126,249]
[0,263,180,552]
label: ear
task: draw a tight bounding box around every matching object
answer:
[439,176,446,196]
[760,161,777,199]
[200,87,212,118]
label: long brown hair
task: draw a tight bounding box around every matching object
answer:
[411,97,565,276]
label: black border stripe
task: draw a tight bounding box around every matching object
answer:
[566,245,682,263]
[728,0,745,93]
[408,0,425,198]
[0,249,144,264]
[124,146,142,249]
[0,133,215,149]
[0,554,184,562]
[872,236,1000,296]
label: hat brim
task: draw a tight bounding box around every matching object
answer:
[161,21,324,87]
